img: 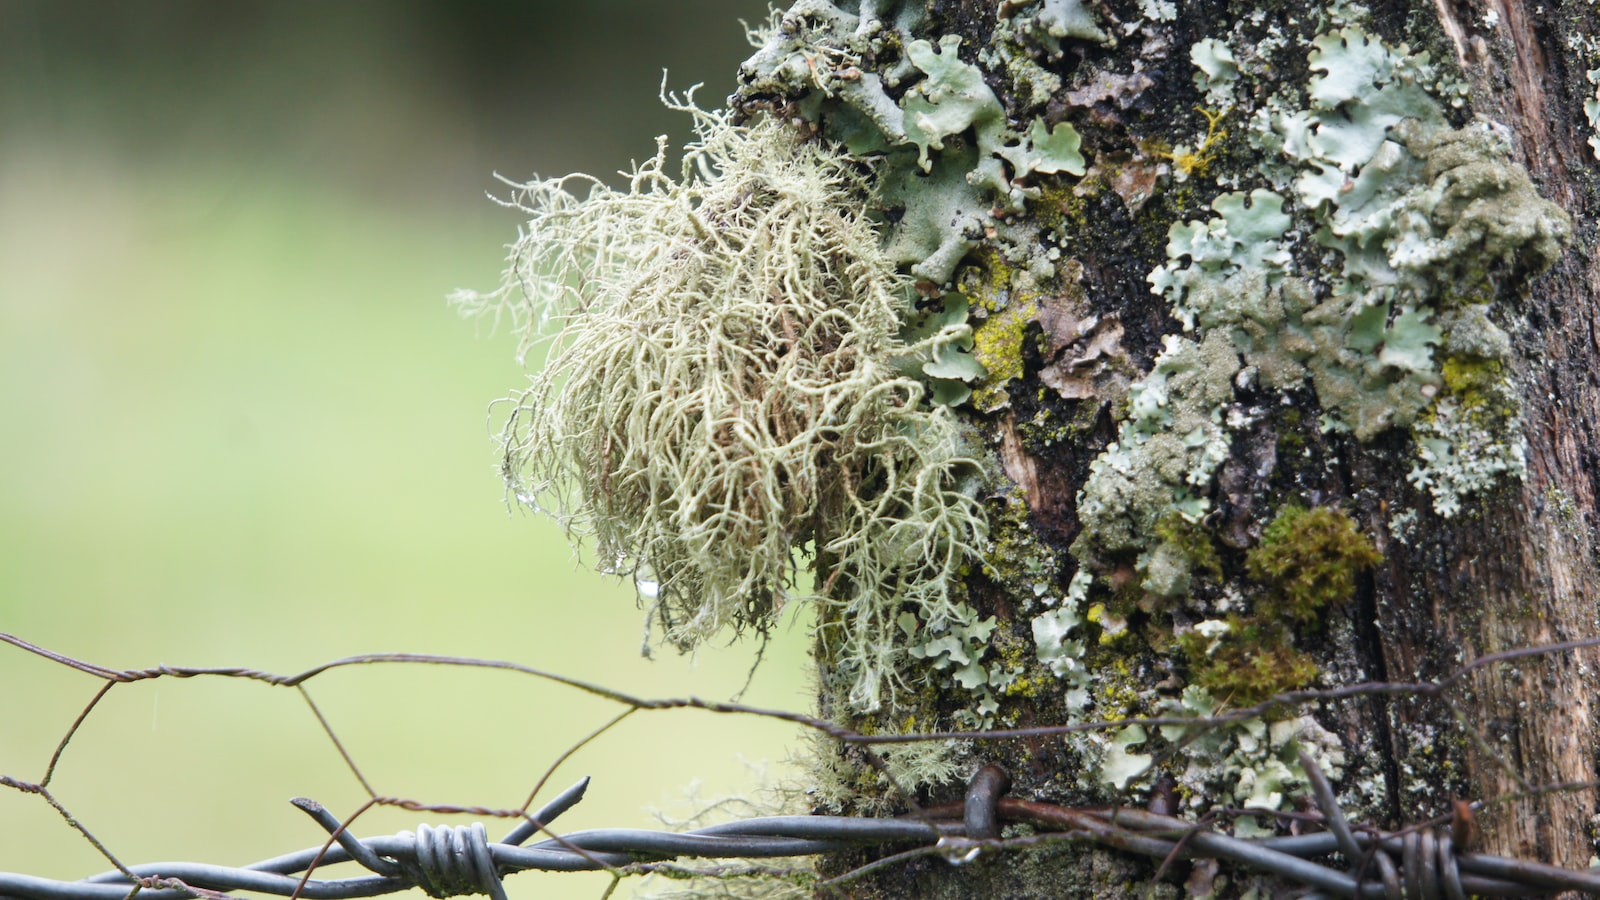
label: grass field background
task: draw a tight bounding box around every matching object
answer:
[0,5,813,898]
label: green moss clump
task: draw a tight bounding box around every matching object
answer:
[1154,512,1223,578]
[1179,617,1318,708]
[1276,407,1306,456]
[1247,505,1382,625]
[1176,506,1379,707]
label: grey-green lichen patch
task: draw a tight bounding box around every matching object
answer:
[1158,687,1347,835]
[739,4,1094,286]
[878,33,1088,276]
[979,21,1062,110]
[1386,121,1571,301]
[457,96,986,712]
[878,141,992,284]
[901,35,1007,171]
[904,602,998,693]
[1409,394,1525,517]
[1140,0,1176,23]
[1032,569,1092,707]
[1072,329,1241,597]
[1042,7,1571,802]
[1150,187,1294,333]
[997,118,1088,181]
[893,292,987,406]
[998,0,1114,58]
[1098,724,1154,789]
[1141,19,1568,515]
[1075,17,1570,589]
[1273,50,1569,501]
[1191,38,1240,106]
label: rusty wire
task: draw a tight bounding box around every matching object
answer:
[4,633,1600,899]
[6,760,1600,899]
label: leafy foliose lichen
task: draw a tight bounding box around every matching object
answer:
[1190,38,1240,104]
[1071,328,1239,597]
[1067,188,1299,597]
[893,292,987,406]
[739,5,1092,287]
[1147,23,1571,518]
[1268,25,1569,505]
[1158,687,1348,834]
[456,96,987,711]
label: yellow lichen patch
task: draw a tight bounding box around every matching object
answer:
[1089,656,1144,720]
[1439,355,1506,412]
[959,250,1053,413]
[971,294,1039,411]
[1156,106,1226,179]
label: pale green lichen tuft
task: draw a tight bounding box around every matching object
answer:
[640,771,817,899]
[457,96,986,711]
[802,726,967,814]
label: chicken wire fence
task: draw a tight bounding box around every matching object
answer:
[4,632,1600,900]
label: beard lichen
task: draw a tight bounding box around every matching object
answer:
[456,93,987,712]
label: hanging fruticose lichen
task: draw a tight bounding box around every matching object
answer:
[455,92,987,712]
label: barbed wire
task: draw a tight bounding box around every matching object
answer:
[4,632,1600,899]
[8,756,1600,899]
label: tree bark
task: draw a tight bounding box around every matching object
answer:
[734,0,1600,894]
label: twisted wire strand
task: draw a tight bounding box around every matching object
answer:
[8,760,1600,900]
[10,633,1600,899]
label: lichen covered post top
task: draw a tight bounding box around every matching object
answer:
[731,0,1571,812]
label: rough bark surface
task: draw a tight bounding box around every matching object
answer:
[1378,0,1600,868]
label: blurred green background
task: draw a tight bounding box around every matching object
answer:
[0,3,814,899]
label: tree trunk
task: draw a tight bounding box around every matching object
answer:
[731,0,1600,894]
